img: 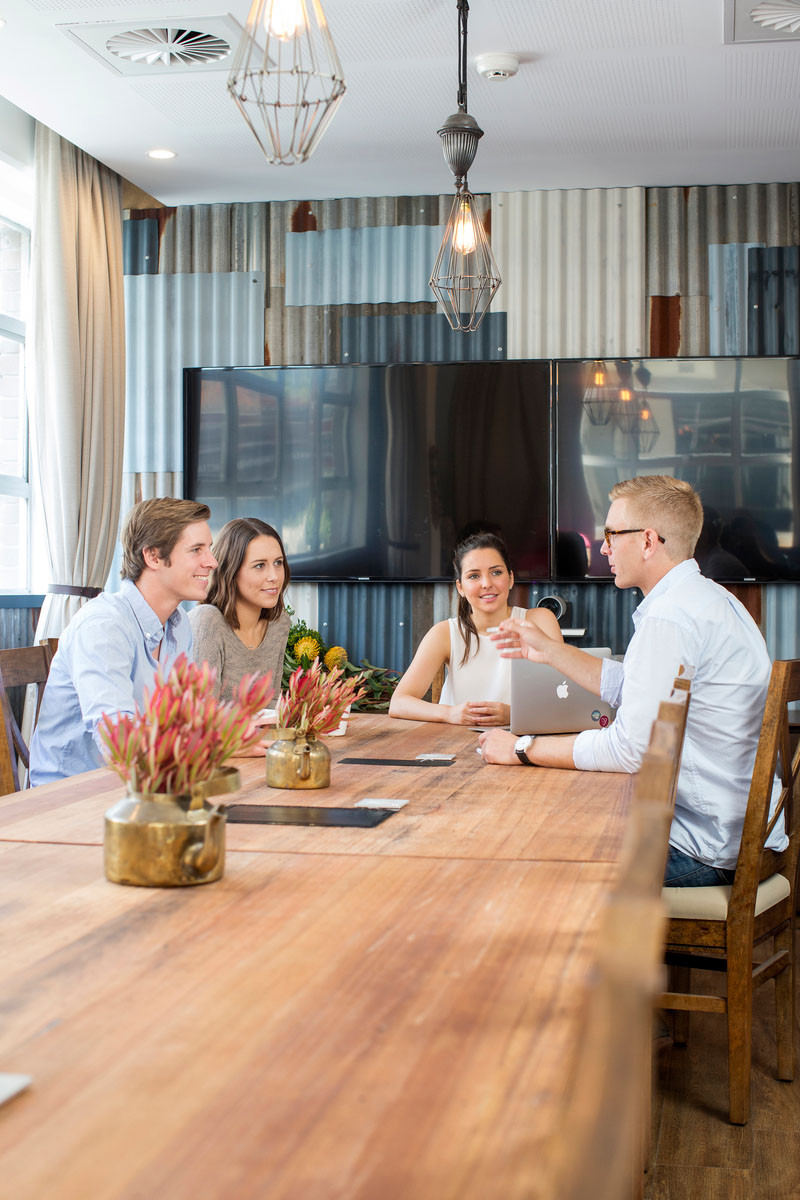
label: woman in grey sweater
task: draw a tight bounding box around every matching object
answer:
[189,518,291,703]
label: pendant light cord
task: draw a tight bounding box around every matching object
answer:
[457,0,469,112]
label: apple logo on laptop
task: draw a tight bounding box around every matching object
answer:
[556,680,569,700]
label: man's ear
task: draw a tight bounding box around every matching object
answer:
[142,544,161,570]
[642,528,660,555]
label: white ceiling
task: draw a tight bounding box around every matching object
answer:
[0,0,799,205]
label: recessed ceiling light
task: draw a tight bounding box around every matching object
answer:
[147,148,177,160]
[0,18,7,29]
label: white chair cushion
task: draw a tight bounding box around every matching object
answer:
[663,872,791,920]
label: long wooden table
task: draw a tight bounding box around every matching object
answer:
[0,715,633,1199]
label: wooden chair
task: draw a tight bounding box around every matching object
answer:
[0,644,55,795]
[430,663,445,705]
[550,691,690,1200]
[660,658,800,1124]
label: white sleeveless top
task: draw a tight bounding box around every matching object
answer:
[439,606,528,706]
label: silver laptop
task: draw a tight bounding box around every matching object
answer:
[510,649,616,735]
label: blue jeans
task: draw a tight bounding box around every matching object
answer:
[664,845,736,887]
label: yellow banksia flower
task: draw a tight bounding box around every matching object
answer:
[324,646,348,670]
[294,635,321,662]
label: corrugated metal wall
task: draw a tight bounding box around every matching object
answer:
[122,181,800,669]
[491,188,647,359]
[645,183,800,356]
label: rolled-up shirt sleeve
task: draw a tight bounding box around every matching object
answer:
[573,617,692,773]
[600,657,625,708]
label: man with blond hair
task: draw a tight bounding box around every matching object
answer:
[480,475,786,885]
[30,498,217,785]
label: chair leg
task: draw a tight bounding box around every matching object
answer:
[671,965,690,1044]
[726,953,753,1125]
[774,926,795,1082]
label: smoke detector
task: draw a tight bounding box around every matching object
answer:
[475,52,519,80]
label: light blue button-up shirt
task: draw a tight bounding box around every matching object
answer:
[29,580,192,786]
[573,558,786,869]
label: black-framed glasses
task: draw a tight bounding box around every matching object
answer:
[602,528,666,548]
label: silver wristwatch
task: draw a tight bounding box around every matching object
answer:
[515,734,535,766]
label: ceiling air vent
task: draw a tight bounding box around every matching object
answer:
[749,1,800,32]
[106,28,231,68]
[725,0,800,41]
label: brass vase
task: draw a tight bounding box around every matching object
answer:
[265,729,331,789]
[104,767,240,887]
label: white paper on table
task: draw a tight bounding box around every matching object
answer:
[0,1074,32,1107]
[355,798,409,811]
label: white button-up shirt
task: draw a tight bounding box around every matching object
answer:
[573,558,786,869]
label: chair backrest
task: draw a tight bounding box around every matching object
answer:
[730,659,800,918]
[0,644,55,794]
[548,701,688,1198]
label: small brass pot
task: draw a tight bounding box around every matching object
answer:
[104,767,240,887]
[265,729,331,789]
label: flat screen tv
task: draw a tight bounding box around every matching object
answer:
[555,356,800,581]
[184,361,552,581]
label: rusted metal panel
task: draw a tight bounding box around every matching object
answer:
[646,183,800,355]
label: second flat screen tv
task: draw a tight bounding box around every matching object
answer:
[184,361,551,581]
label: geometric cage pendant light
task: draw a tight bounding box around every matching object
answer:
[227,0,346,166]
[429,0,501,331]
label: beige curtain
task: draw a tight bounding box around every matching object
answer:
[29,123,125,640]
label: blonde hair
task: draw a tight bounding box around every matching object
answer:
[610,476,703,561]
[121,498,211,582]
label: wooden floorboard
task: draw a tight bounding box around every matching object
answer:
[645,929,800,1198]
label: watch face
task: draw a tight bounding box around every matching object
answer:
[515,735,532,752]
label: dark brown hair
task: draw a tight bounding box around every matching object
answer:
[454,531,513,665]
[205,518,290,630]
[121,498,211,582]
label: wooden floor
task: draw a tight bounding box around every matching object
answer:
[645,929,800,1199]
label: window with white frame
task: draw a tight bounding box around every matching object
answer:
[0,215,30,592]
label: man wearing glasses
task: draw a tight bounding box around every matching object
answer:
[479,475,786,885]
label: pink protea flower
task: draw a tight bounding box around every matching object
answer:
[98,654,274,794]
[277,659,366,735]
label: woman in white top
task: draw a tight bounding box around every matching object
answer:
[389,531,563,726]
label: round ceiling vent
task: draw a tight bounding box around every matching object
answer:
[750,1,800,33]
[106,28,231,68]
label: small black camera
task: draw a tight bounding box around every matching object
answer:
[536,594,567,621]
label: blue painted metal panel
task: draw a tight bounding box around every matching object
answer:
[123,218,158,276]
[340,312,507,364]
[315,578,641,676]
[285,226,447,307]
[316,582,416,673]
[708,242,763,356]
[747,246,800,355]
[123,271,265,474]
